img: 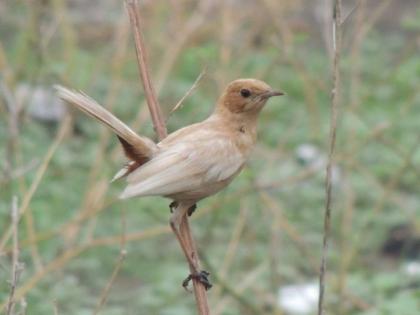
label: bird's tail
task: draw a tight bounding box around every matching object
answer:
[56,85,158,176]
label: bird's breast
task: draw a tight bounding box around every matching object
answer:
[233,126,257,157]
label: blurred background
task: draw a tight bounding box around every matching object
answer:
[1,0,420,314]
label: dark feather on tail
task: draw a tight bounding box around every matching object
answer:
[117,136,150,166]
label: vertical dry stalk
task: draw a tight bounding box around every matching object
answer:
[317,1,342,315]
[125,1,210,314]
[125,0,167,140]
[128,0,213,135]
[5,196,23,315]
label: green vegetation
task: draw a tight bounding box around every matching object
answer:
[1,1,419,314]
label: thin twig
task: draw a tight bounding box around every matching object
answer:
[93,208,127,315]
[340,0,361,26]
[169,69,206,116]
[125,0,167,140]
[318,1,342,315]
[5,196,24,315]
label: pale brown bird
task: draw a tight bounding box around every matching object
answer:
[56,78,283,288]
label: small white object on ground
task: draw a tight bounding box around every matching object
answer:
[277,282,319,315]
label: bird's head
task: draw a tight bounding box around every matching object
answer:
[216,79,283,116]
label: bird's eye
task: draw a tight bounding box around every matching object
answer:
[240,89,251,98]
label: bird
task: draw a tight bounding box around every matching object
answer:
[56,78,283,289]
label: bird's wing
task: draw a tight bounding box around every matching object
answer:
[119,129,245,199]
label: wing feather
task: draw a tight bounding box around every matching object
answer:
[119,131,244,199]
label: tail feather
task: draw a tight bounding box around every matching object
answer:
[55,85,158,167]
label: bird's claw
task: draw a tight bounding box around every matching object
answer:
[169,201,178,213]
[182,270,212,291]
[187,204,197,216]
[169,202,197,217]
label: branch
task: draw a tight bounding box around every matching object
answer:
[169,69,206,116]
[318,1,342,315]
[125,0,167,140]
[5,196,24,315]
[125,1,210,314]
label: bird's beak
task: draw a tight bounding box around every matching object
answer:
[262,90,285,99]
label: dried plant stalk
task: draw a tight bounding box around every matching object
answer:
[125,1,210,314]
[125,0,167,140]
[5,196,22,315]
[318,1,342,315]
[169,69,206,116]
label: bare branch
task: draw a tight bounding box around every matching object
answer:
[5,196,24,315]
[318,1,342,315]
[340,0,361,26]
[169,69,206,116]
[125,0,167,140]
[125,1,210,313]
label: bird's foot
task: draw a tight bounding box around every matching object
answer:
[169,201,178,213]
[182,270,212,291]
[187,204,197,217]
[169,202,196,216]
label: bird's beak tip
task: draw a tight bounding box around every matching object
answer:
[266,90,285,98]
[273,91,285,96]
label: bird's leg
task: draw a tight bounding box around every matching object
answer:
[180,213,212,290]
[169,203,199,271]
[169,202,212,291]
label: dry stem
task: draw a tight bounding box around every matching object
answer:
[169,69,206,116]
[125,0,167,140]
[317,1,342,315]
[125,1,210,314]
[5,196,24,315]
